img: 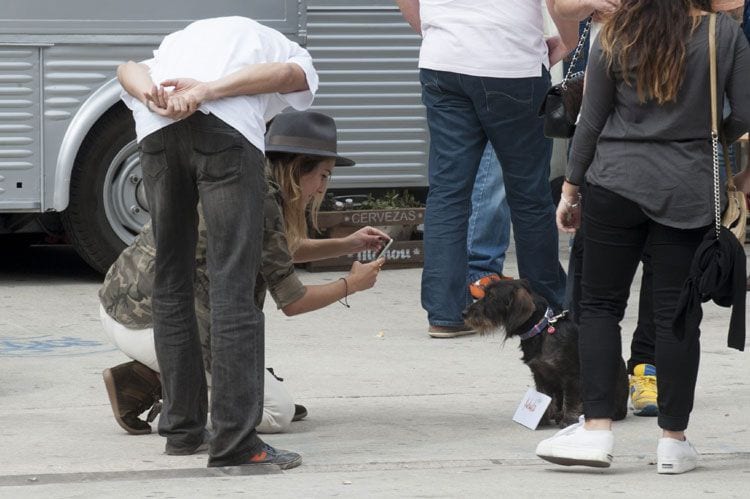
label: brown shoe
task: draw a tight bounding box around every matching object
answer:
[427,325,476,338]
[103,361,162,435]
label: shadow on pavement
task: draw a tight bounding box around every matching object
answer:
[0,244,101,284]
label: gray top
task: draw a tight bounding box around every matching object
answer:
[567,14,750,229]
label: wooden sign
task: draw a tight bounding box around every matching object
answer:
[317,208,425,230]
[306,240,424,272]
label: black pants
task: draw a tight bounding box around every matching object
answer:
[578,184,706,431]
[569,183,655,372]
[141,113,267,465]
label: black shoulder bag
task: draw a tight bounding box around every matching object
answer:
[538,18,592,139]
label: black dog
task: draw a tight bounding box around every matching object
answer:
[463,279,628,427]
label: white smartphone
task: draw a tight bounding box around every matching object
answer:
[374,238,393,259]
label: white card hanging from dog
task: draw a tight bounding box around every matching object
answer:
[512,388,552,430]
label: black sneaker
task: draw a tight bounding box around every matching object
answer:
[246,443,302,470]
[292,404,308,422]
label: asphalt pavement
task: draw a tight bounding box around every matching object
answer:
[0,241,748,498]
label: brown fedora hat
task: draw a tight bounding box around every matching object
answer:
[265,111,355,166]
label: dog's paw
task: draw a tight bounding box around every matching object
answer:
[543,410,562,427]
[538,416,554,427]
[558,413,581,428]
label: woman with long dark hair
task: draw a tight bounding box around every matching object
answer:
[536,0,750,473]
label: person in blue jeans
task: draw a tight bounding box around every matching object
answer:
[466,144,512,302]
[396,1,577,338]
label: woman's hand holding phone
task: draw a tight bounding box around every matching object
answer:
[345,226,390,253]
[347,258,384,293]
[374,237,393,259]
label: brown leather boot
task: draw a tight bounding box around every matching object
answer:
[103,361,162,435]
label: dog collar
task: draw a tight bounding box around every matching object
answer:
[518,308,568,340]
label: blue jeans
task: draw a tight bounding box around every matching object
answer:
[140,113,266,466]
[420,68,566,327]
[467,143,511,283]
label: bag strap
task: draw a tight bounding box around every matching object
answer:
[562,17,592,88]
[709,13,722,239]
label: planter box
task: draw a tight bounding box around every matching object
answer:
[316,208,425,231]
[307,208,425,272]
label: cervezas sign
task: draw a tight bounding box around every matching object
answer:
[319,208,424,228]
[309,207,426,271]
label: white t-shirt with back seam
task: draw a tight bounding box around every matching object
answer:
[417,0,550,78]
[121,16,319,152]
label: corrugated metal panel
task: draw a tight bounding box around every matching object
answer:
[0,0,304,38]
[42,45,120,122]
[0,46,41,210]
[306,3,428,188]
[40,43,155,212]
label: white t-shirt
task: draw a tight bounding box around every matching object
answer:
[122,16,319,152]
[418,0,549,78]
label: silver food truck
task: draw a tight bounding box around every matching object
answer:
[0,0,568,272]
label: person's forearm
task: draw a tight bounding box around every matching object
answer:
[204,62,308,101]
[282,280,351,315]
[566,44,615,184]
[396,0,421,35]
[117,61,154,105]
[547,0,583,49]
[552,0,598,20]
[723,115,749,144]
[293,237,352,263]
[722,7,744,22]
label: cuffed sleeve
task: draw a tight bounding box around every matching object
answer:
[260,185,306,309]
[268,273,307,309]
[280,50,319,110]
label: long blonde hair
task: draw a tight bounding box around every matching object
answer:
[599,0,713,104]
[266,152,327,254]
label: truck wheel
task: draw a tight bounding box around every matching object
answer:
[62,104,150,274]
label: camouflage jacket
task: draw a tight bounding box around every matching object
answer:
[99,181,306,369]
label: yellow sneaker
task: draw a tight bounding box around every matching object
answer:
[630,363,658,417]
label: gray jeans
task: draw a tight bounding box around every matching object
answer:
[140,113,266,466]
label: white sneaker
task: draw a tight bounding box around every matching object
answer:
[657,437,698,474]
[535,416,614,468]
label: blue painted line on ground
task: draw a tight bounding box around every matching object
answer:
[0,335,114,356]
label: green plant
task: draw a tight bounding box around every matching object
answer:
[321,190,424,211]
[357,190,424,210]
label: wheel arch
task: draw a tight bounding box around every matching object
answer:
[52,78,125,212]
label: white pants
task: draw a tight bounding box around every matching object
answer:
[99,305,295,433]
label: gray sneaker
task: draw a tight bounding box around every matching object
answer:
[427,325,476,338]
[244,443,302,470]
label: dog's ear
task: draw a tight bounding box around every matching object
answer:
[504,285,537,335]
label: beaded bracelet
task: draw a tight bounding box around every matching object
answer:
[562,193,582,209]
